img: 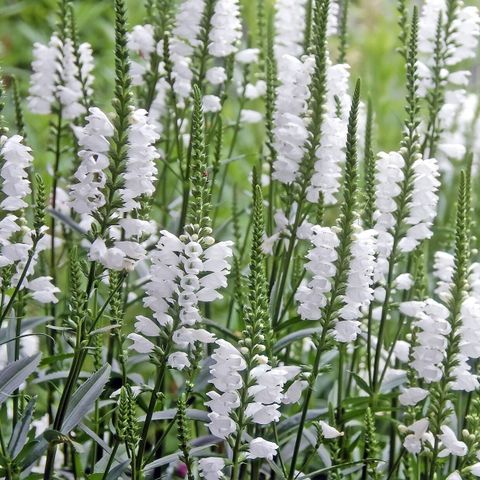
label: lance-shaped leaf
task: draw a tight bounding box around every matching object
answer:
[8,397,36,458]
[60,363,111,434]
[0,353,41,405]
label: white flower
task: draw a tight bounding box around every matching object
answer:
[57,38,94,120]
[395,273,414,290]
[470,462,480,476]
[282,380,308,404]
[206,391,240,415]
[208,0,241,57]
[167,352,191,370]
[0,135,33,212]
[438,426,468,457]
[209,339,246,392]
[246,438,278,460]
[206,67,227,85]
[272,54,315,184]
[69,107,114,216]
[241,110,263,124]
[26,277,60,304]
[202,95,222,113]
[307,62,351,205]
[335,228,376,342]
[199,457,225,480]
[274,0,307,60]
[398,387,429,406]
[296,226,339,320]
[134,315,161,336]
[403,418,431,454]
[28,36,61,114]
[28,34,93,120]
[319,421,343,439]
[236,48,260,64]
[245,81,267,99]
[245,402,281,425]
[127,333,155,354]
[399,157,440,253]
[207,412,236,438]
[262,206,313,255]
[433,251,454,301]
[169,0,205,98]
[128,24,155,57]
[120,108,159,213]
[446,472,462,480]
[413,299,450,383]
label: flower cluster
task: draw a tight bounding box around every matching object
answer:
[128,230,233,369]
[296,226,339,320]
[28,34,94,120]
[399,157,440,253]
[272,55,315,184]
[336,228,376,342]
[170,0,205,99]
[400,298,450,384]
[69,107,114,217]
[373,151,405,284]
[308,62,351,204]
[208,0,241,58]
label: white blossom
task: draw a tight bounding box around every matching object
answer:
[26,276,60,304]
[403,418,432,454]
[199,457,225,480]
[296,226,339,320]
[398,387,429,406]
[399,157,440,253]
[433,251,454,301]
[170,0,205,98]
[319,421,344,439]
[335,228,376,342]
[69,107,114,216]
[308,62,350,204]
[236,48,260,64]
[202,95,222,113]
[246,438,278,460]
[401,298,450,383]
[119,108,160,215]
[28,36,61,114]
[272,54,314,184]
[28,34,94,120]
[274,0,307,60]
[208,0,241,58]
[438,426,468,457]
[206,67,227,86]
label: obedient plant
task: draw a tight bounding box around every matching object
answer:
[2,0,480,478]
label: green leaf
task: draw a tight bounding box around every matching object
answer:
[351,373,373,395]
[88,324,121,336]
[0,353,41,405]
[273,327,322,352]
[105,459,130,480]
[60,364,111,434]
[8,397,36,458]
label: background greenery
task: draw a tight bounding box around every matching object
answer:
[0,0,406,157]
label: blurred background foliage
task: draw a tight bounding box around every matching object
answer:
[0,0,406,162]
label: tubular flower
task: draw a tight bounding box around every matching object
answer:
[335,228,377,343]
[208,0,242,58]
[308,62,351,205]
[399,157,440,253]
[69,107,114,216]
[400,299,450,383]
[170,0,205,98]
[272,54,315,184]
[296,226,339,320]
